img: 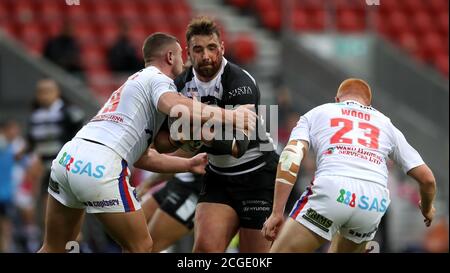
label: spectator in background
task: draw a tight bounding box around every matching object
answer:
[0,120,19,252]
[26,79,84,233]
[43,21,84,78]
[276,86,295,123]
[107,23,142,73]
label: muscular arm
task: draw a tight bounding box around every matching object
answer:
[134,148,205,174]
[407,164,436,213]
[262,139,308,241]
[157,92,256,133]
[272,140,309,216]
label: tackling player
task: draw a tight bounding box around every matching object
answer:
[262,78,437,252]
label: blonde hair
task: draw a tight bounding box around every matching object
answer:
[336,78,372,105]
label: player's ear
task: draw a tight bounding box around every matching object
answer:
[335,97,340,102]
[221,41,225,55]
[186,46,191,58]
[167,51,174,65]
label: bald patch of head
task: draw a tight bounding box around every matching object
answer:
[336,78,372,105]
[142,32,179,64]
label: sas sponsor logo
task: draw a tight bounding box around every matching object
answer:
[83,199,120,208]
[336,188,388,213]
[302,208,333,232]
[58,152,106,178]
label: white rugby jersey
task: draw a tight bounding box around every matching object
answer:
[289,100,424,187]
[76,66,177,164]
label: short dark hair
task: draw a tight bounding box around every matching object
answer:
[186,16,221,44]
[142,32,179,63]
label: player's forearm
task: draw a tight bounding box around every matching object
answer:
[159,93,233,126]
[419,181,436,212]
[272,182,294,215]
[407,164,436,211]
[134,149,191,173]
[169,148,195,158]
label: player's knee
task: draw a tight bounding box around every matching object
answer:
[123,236,153,253]
[151,239,171,253]
[193,238,226,253]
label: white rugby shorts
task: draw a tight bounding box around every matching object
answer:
[48,138,141,213]
[289,175,390,244]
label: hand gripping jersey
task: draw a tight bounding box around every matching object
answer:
[175,57,275,175]
[76,66,177,165]
[289,100,424,187]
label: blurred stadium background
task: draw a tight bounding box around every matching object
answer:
[0,0,448,253]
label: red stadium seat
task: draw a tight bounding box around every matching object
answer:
[90,2,115,23]
[64,4,89,22]
[98,23,121,47]
[42,21,64,38]
[398,31,419,55]
[81,46,106,70]
[115,2,141,22]
[387,11,410,36]
[301,0,326,11]
[230,33,257,65]
[412,11,433,36]
[20,23,45,56]
[0,22,17,38]
[261,9,281,31]
[437,12,449,36]
[254,0,276,13]
[310,10,326,31]
[379,0,403,15]
[421,32,446,62]
[428,0,449,13]
[0,3,9,24]
[433,53,449,76]
[333,0,365,11]
[72,23,97,47]
[290,9,311,32]
[37,1,63,23]
[402,0,425,14]
[336,9,366,33]
[127,25,148,51]
[11,1,34,23]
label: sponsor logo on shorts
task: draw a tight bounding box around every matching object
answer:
[349,227,378,239]
[242,200,271,212]
[48,178,60,194]
[336,188,388,213]
[302,208,333,232]
[83,199,120,208]
[132,189,139,202]
[58,152,106,178]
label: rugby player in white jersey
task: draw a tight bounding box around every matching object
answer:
[262,78,437,252]
[38,33,257,253]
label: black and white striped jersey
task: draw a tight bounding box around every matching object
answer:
[174,58,275,175]
[27,99,84,167]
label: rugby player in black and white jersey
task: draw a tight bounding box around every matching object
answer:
[171,17,279,253]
